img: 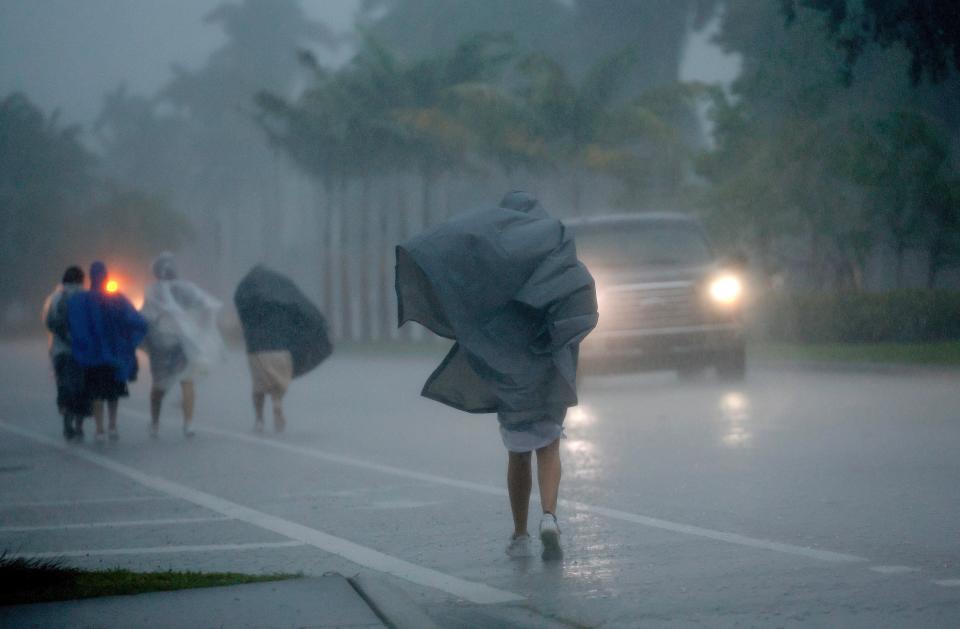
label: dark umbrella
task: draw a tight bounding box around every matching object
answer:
[234,265,332,377]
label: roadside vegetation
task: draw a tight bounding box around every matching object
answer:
[0,554,298,606]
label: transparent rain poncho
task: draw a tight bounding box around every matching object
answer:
[140,253,225,390]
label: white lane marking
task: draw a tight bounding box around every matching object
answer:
[9,541,304,559]
[198,425,867,564]
[0,421,523,605]
[933,579,960,587]
[0,516,230,533]
[870,565,920,575]
[0,496,176,508]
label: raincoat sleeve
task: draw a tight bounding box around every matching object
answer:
[44,291,66,338]
[122,297,149,348]
[513,233,598,355]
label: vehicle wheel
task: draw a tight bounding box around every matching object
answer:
[716,346,746,381]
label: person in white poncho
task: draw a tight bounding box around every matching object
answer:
[140,253,224,437]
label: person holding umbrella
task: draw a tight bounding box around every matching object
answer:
[234,265,332,434]
[395,191,598,560]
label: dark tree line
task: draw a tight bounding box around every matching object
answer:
[0,93,190,323]
[698,0,960,289]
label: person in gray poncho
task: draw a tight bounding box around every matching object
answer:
[396,191,598,560]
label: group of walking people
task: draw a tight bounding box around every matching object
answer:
[44,254,331,443]
[43,191,597,561]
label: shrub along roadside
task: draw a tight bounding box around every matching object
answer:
[755,291,960,344]
[0,555,298,606]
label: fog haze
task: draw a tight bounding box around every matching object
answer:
[0,0,359,126]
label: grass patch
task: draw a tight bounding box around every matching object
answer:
[0,555,298,606]
[754,341,960,366]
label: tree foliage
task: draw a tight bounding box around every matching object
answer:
[782,0,960,84]
[701,0,960,288]
[0,93,191,319]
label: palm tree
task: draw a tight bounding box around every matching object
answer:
[517,48,657,212]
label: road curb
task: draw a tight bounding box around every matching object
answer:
[348,573,439,629]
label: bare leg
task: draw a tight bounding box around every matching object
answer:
[181,381,195,426]
[107,399,119,431]
[150,388,164,425]
[535,439,561,515]
[272,394,285,433]
[507,451,533,537]
[92,400,105,435]
[253,392,265,431]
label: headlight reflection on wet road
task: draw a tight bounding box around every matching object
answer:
[564,404,601,480]
[718,390,752,447]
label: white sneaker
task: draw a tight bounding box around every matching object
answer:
[149,422,159,439]
[107,428,119,442]
[505,533,533,558]
[183,423,195,438]
[539,513,563,560]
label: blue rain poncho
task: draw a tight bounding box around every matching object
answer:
[68,261,147,383]
[395,192,598,427]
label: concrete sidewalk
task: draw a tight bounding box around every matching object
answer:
[0,574,387,628]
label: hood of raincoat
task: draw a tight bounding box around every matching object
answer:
[43,282,84,357]
[233,265,332,378]
[68,261,148,381]
[395,192,599,414]
[141,254,224,381]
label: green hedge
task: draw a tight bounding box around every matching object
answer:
[756,291,960,343]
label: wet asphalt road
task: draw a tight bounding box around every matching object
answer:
[1,339,959,627]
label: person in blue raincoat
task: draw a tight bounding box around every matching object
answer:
[68,261,148,442]
[396,191,598,560]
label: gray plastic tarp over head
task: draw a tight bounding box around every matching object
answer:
[396,193,598,415]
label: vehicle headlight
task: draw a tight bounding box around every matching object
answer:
[709,274,743,305]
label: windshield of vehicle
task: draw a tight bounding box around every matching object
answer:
[571,220,713,270]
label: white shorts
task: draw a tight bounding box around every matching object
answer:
[499,420,564,453]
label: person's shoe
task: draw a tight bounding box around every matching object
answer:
[505,533,533,559]
[274,417,286,434]
[183,423,195,438]
[107,428,119,442]
[94,431,107,444]
[62,419,75,441]
[254,420,265,434]
[73,421,84,442]
[539,513,563,561]
[149,422,160,439]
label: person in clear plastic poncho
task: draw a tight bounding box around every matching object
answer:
[140,253,224,437]
[42,265,93,441]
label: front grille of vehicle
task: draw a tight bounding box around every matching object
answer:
[600,282,702,331]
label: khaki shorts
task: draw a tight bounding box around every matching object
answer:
[247,350,293,396]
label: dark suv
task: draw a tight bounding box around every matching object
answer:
[568,213,746,379]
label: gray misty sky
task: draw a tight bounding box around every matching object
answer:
[0,0,360,125]
[0,0,738,129]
